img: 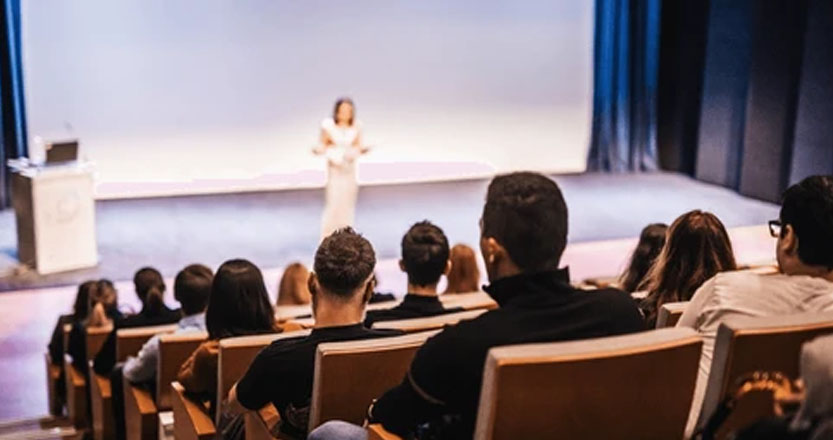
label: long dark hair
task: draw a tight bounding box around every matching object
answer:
[332,97,355,126]
[134,267,166,316]
[72,280,99,321]
[640,211,737,326]
[206,259,276,340]
[619,223,668,293]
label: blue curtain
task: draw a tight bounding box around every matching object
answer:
[587,0,660,172]
[0,0,27,207]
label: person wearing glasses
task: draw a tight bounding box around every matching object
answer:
[677,175,833,437]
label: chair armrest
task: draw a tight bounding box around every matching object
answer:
[123,374,158,440]
[171,381,216,440]
[45,353,63,416]
[244,404,282,440]
[89,365,114,439]
[367,424,404,440]
[64,358,88,428]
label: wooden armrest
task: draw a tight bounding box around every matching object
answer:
[89,367,114,440]
[171,382,216,440]
[123,374,158,440]
[244,404,283,440]
[367,424,404,440]
[45,353,63,416]
[64,359,88,429]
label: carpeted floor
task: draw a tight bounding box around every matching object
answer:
[0,172,778,291]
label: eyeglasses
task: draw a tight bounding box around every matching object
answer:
[768,220,782,238]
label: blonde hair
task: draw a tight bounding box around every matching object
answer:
[277,262,311,306]
[444,244,481,293]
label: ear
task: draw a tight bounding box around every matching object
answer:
[361,277,374,304]
[398,259,406,273]
[308,273,319,298]
[443,259,452,276]
[781,224,799,256]
[482,237,505,266]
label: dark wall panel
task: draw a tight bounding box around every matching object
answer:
[788,0,833,184]
[737,0,807,201]
[694,0,751,189]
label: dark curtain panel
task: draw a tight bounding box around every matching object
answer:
[588,0,660,172]
[0,0,27,208]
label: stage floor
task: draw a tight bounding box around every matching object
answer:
[0,172,777,291]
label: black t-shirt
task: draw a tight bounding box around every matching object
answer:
[236,324,404,438]
[369,269,646,439]
[364,294,464,327]
[92,305,182,375]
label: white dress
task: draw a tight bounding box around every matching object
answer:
[320,117,362,239]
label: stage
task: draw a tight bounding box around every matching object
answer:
[0,172,777,292]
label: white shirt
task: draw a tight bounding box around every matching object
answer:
[677,271,833,436]
[122,312,207,383]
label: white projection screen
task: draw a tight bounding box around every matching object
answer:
[21,1,593,198]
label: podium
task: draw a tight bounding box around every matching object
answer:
[9,161,98,274]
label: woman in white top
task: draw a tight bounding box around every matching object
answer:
[314,98,369,239]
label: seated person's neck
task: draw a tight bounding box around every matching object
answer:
[408,283,439,297]
[783,263,833,283]
[313,297,365,329]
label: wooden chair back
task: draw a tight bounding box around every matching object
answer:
[116,324,177,362]
[308,330,439,432]
[371,309,487,333]
[474,328,703,440]
[438,292,497,311]
[157,331,208,409]
[215,330,310,424]
[698,311,833,436]
[656,301,689,328]
[86,325,114,360]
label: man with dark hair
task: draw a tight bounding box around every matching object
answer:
[679,175,833,436]
[228,228,403,438]
[315,172,642,439]
[364,221,462,327]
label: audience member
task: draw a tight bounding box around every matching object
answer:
[639,211,736,327]
[444,243,481,294]
[47,280,99,410]
[364,221,463,327]
[619,223,667,293]
[227,228,403,438]
[176,259,279,412]
[310,172,645,439]
[277,262,312,306]
[110,264,213,440]
[66,279,120,374]
[93,267,182,375]
[678,176,833,436]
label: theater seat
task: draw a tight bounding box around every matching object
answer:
[172,330,311,438]
[474,327,702,439]
[64,324,112,430]
[697,310,833,439]
[308,330,440,432]
[90,324,176,440]
[656,301,689,328]
[123,331,208,440]
[371,309,487,333]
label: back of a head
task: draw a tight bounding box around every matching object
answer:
[314,227,376,300]
[780,175,833,270]
[277,262,311,306]
[174,264,214,316]
[401,221,450,287]
[133,267,166,315]
[206,259,275,339]
[73,280,99,321]
[620,223,668,293]
[445,243,481,293]
[481,172,568,272]
[90,279,118,317]
[643,210,736,305]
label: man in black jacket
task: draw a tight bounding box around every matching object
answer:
[309,172,646,440]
